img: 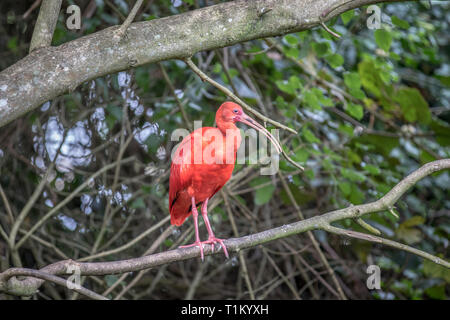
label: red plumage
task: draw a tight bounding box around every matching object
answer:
[169,127,236,226]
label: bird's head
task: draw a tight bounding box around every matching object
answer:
[216,101,282,154]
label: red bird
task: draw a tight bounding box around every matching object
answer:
[169,101,282,260]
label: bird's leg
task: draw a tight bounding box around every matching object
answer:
[201,198,229,259]
[179,197,205,261]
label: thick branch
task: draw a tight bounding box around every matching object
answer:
[1,159,448,298]
[0,0,406,128]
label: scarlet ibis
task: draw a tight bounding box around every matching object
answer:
[169,101,282,260]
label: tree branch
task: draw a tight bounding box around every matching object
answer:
[113,0,145,40]
[29,0,62,52]
[0,268,108,300]
[1,159,448,298]
[0,0,409,128]
[322,225,450,268]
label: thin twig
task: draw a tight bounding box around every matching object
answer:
[323,225,450,269]
[22,0,42,19]
[0,184,14,223]
[320,21,341,38]
[113,0,144,40]
[354,217,382,235]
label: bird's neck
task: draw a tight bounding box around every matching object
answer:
[217,122,242,152]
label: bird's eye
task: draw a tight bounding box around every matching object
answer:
[233,109,238,113]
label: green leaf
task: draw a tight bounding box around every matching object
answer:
[358,60,384,98]
[288,75,303,90]
[7,37,18,53]
[397,226,422,244]
[303,90,321,110]
[340,168,366,182]
[423,260,450,283]
[341,10,354,25]
[401,216,425,228]
[345,103,364,120]
[131,198,145,209]
[326,53,344,68]
[374,29,393,52]
[391,15,410,29]
[425,284,446,300]
[363,164,380,175]
[349,183,365,204]
[430,118,450,146]
[106,105,123,121]
[164,239,174,247]
[312,42,330,57]
[338,123,354,136]
[250,177,276,206]
[349,88,366,100]
[338,181,352,196]
[357,134,400,157]
[284,34,299,45]
[228,68,239,78]
[394,87,431,124]
[396,216,425,244]
[145,134,163,155]
[304,169,315,179]
[302,127,321,144]
[284,47,300,59]
[276,80,296,95]
[344,72,361,89]
[212,63,222,73]
[276,76,301,96]
[420,150,436,165]
[294,148,309,163]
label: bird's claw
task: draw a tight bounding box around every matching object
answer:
[204,237,229,259]
[179,237,229,260]
[180,241,205,261]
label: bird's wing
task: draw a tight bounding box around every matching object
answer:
[169,128,208,211]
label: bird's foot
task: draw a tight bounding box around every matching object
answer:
[180,241,205,261]
[204,237,229,259]
[179,237,229,261]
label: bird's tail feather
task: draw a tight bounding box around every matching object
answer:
[170,193,191,226]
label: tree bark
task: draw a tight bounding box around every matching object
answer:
[0,0,405,127]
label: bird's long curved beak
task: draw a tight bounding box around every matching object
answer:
[238,114,283,154]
